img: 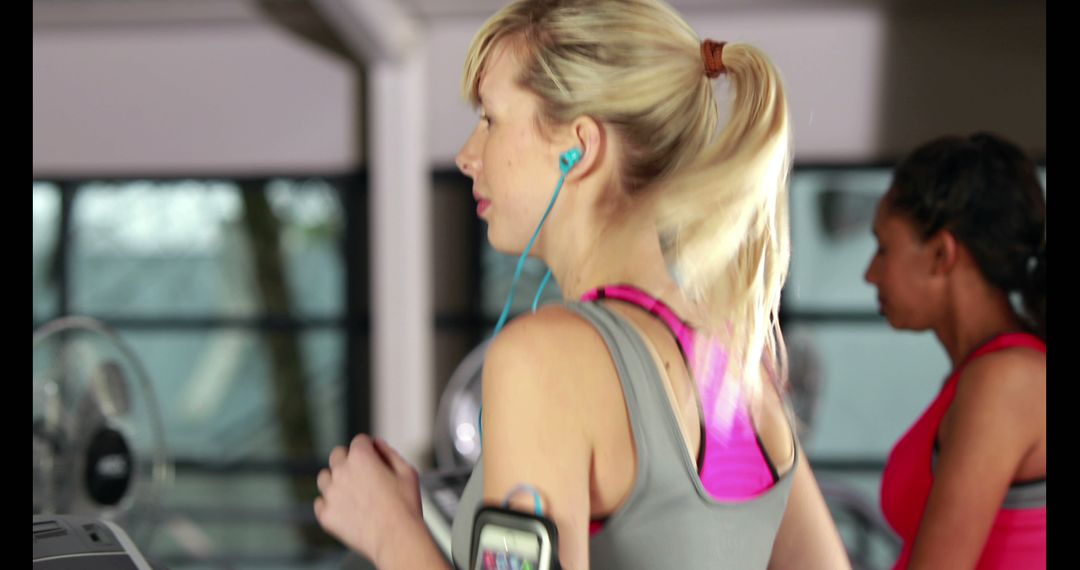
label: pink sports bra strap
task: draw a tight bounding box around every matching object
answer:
[580,285,696,361]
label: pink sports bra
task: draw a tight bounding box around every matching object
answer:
[581,285,781,533]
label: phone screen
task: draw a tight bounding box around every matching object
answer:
[474,524,542,570]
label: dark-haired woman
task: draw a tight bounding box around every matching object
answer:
[865,132,1046,569]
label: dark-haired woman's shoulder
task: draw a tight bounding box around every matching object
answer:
[940,346,1045,473]
[955,347,1045,412]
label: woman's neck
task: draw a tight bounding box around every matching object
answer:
[934,275,1029,368]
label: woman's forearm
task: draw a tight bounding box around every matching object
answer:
[374,514,453,570]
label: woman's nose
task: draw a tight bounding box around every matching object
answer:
[455,128,482,178]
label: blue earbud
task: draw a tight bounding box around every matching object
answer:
[559,147,583,175]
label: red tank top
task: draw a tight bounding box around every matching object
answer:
[880,332,1046,569]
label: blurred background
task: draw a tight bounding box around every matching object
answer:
[33,0,1045,568]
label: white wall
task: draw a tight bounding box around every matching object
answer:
[33,3,1044,177]
[33,19,360,177]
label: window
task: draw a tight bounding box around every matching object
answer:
[33,175,365,567]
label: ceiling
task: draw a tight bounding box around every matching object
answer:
[33,0,918,29]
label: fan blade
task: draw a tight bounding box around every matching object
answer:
[92,360,130,417]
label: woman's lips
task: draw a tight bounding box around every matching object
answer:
[474,192,490,216]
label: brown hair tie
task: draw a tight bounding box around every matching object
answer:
[701,39,727,79]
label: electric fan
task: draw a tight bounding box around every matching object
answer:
[33,316,172,547]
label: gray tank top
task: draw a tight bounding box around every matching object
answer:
[450,301,796,569]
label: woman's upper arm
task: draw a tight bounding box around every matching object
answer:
[768,444,851,570]
[906,351,1044,569]
[480,308,601,569]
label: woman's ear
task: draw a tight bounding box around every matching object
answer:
[930,229,959,276]
[562,115,604,180]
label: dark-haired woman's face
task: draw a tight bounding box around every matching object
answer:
[864,198,943,331]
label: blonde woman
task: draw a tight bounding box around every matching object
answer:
[315,1,849,567]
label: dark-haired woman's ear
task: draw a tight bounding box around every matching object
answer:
[930,230,959,276]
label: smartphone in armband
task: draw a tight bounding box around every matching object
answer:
[470,505,560,570]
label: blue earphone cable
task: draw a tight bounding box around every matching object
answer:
[532,269,554,313]
[503,484,545,516]
[480,148,580,446]
[492,170,570,336]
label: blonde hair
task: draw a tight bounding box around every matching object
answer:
[463,0,792,427]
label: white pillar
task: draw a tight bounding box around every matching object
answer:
[312,0,432,464]
[369,53,433,464]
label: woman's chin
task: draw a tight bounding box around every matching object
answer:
[485,232,521,257]
[485,228,532,258]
